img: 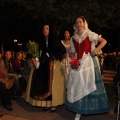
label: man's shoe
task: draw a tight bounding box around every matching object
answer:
[4,106,13,111]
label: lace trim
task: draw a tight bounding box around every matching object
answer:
[72,30,89,44]
[61,40,70,47]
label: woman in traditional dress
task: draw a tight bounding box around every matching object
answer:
[25,24,66,112]
[66,16,110,120]
[61,30,71,81]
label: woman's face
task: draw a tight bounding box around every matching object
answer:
[75,18,85,31]
[17,53,23,61]
[5,51,12,60]
[64,31,70,40]
[43,25,49,37]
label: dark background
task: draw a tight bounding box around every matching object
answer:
[0,0,119,53]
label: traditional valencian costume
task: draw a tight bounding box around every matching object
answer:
[61,40,71,80]
[25,25,66,108]
[66,25,109,114]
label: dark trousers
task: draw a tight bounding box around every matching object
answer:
[0,82,12,107]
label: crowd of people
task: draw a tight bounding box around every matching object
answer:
[0,16,114,119]
[0,50,36,114]
[104,51,120,71]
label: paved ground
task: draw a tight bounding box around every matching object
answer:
[0,69,117,120]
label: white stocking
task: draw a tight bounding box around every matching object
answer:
[74,113,81,120]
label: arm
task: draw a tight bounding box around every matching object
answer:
[91,37,107,56]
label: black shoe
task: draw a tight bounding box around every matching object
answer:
[43,107,49,111]
[4,106,13,111]
[0,114,3,117]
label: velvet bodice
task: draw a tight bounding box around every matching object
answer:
[40,37,66,61]
[72,36,91,60]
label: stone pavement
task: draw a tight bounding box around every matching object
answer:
[0,70,117,120]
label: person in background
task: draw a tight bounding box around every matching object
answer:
[113,64,120,114]
[0,51,13,111]
[111,51,117,70]
[25,23,66,112]
[116,51,120,70]
[12,51,25,93]
[66,16,109,120]
[4,50,22,98]
[22,51,27,60]
[61,30,71,81]
[22,51,27,66]
[12,52,24,75]
[22,54,36,82]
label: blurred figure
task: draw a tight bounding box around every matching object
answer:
[4,50,22,98]
[113,64,120,113]
[116,51,120,70]
[111,52,117,70]
[61,30,71,80]
[0,51,13,111]
[22,51,27,61]
[12,52,25,93]
[104,52,112,69]
[22,54,36,82]
[13,52,24,75]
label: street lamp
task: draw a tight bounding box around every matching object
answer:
[14,39,18,43]
[18,43,22,47]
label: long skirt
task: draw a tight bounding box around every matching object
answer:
[25,60,65,107]
[66,56,110,114]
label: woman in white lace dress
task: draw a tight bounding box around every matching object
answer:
[61,30,71,80]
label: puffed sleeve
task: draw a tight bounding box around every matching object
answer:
[70,37,76,53]
[89,31,102,51]
[89,31,101,42]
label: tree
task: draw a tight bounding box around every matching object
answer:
[0,0,119,50]
[0,0,119,30]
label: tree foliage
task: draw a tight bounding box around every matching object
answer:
[0,0,119,49]
[0,0,119,30]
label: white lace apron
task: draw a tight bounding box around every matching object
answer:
[67,53,96,103]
